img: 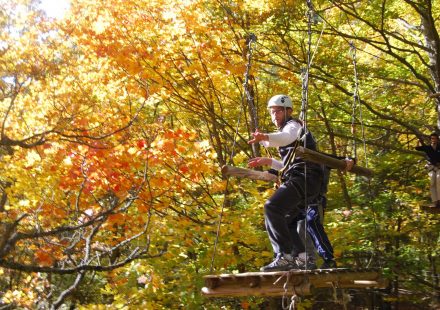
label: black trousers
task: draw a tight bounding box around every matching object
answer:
[264,170,322,255]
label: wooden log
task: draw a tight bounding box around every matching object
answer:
[221,147,373,183]
[201,281,311,297]
[201,269,387,298]
[295,147,374,178]
[221,165,278,182]
[202,272,311,297]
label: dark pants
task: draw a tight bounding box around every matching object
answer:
[264,171,321,255]
[287,202,334,261]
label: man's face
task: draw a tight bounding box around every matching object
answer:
[431,135,439,145]
[269,106,290,127]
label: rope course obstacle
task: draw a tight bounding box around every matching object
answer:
[204,0,386,306]
[222,146,374,181]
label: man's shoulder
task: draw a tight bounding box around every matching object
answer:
[416,145,429,151]
[283,118,303,131]
[287,118,302,125]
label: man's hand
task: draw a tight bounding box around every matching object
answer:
[248,129,268,144]
[343,159,355,172]
[342,209,352,218]
[248,157,271,168]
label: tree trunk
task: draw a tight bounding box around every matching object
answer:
[415,0,440,128]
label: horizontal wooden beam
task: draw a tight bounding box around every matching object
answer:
[201,282,311,297]
[222,146,374,182]
[295,147,374,178]
[221,165,278,182]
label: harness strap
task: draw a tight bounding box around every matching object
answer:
[277,138,301,183]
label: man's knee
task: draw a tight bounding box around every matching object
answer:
[264,200,284,217]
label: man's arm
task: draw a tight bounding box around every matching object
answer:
[248,121,302,147]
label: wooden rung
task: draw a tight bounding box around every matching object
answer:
[295,147,374,178]
[202,268,388,298]
[221,165,278,182]
[222,148,373,183]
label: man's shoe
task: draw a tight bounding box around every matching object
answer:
[260,253,299,272]
[296,252,317,270]
[320,259,337,269]
[295,257,317,270]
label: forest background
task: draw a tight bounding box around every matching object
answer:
[1,0,439,309]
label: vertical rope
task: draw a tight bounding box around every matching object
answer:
[350,42,358,161]
[209,33,257,273]
[209,107,243,273]
[300,0,326,270]
[243,34,259,158]
[299,2,312,125]
[298,0,315,270]
[350,42,379,268]
[349,42,368,168]
[243,34,258,128]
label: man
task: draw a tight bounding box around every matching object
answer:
[416,132,440,208]
[248,94,323,271]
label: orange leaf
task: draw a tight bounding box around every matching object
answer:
[35,250,53,266]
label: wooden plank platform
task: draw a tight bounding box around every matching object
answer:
[202,268,388,297]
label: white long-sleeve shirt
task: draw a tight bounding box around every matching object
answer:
[259,120,303,170]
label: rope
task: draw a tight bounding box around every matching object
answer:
[299,1,314,126]
[352,43,369,163]
[281,273,292,309]
[288,295,298,310]
[243,34,261,159]
[209,178,230,273]
[298,0,315,271]
[209,97,245,272]
[349,42,358,160]
[243,33,258,132]
[349,42,381,269]
[278,272,300,310]
[209,33,257,273]
[349,42,369,167]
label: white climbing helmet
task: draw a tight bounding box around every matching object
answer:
[267,94,293,109]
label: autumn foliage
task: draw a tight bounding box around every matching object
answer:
[1,0,440,309]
